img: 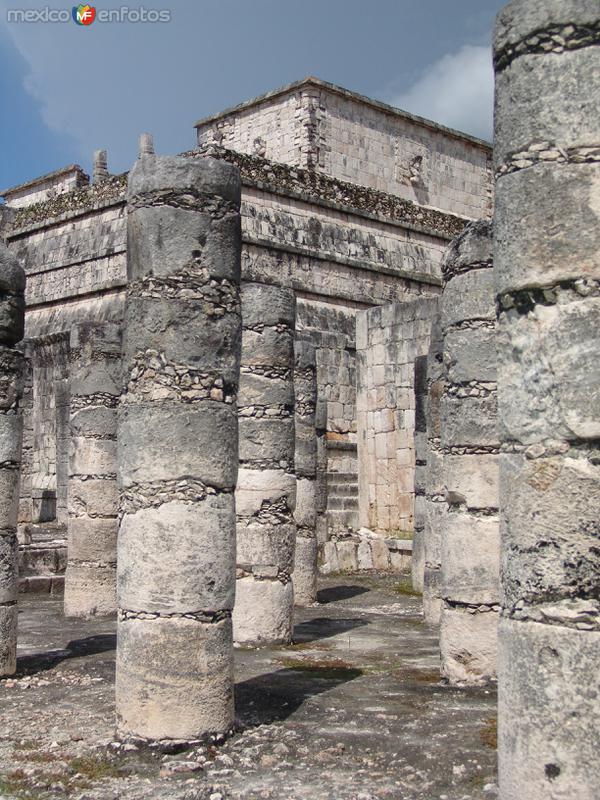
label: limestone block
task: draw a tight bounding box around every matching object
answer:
[67,518,118,564]
[440,606,498,683]
[441,270,495,330]
[238,372,293,408]
[423,499,446,567]
[292,535,318,607]
[320,540,339,574]
[238,416,294,465]
[128,154,241,203]
[0,468,20,530]
[235,468,295,517]
[0,532,17,603]
[294,477,316,529]
[69,437,117,478]
[443,220,492,275]
[116,615,234,741]
[70,406,117,439]
[411,528,424,592]
[67,477,119,518]
[495,164,600,295]
[441,513,500,605]
[128,205,241,282]
[124,296,241,384]
[497,298,600,443]
[500,452,600,610]
[357,538,374,570]
[241,282,295,328]
[498,616,600,800]
[119,497,236,613]
[0,605,17,676]
[444,326,497,385]
[294,422,318,477]
[443,454,499,510]
[440,393,498,449]
[425,447,444,497]
[495,49,600,169]
[337,539,359,571]
[0,413,22,463]
[119,402,238,489]
[70,362,121,399]
[63,564,117,618]
[241,328,293,369]
[236,522,295,570]
[423,567,442,626]
[232,577,293,646]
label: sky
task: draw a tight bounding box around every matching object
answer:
[0,0,505,191]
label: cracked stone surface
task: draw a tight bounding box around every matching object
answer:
[0,575,497,799]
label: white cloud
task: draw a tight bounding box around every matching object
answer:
[388,45,493,141]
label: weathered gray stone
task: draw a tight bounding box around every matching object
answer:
[440,393,498,449]
[240,282,296,329]
[441,270,495,330]
[232,577,294,646]
[238,416,294,466]
[237,522,296,570]
[411,527,425,593]
[67,518,118,564]
[440,607,498,684]
[0,532,18,604]
[444,327,497,384]
[443,454,499,510]
[0,604,17,676]
[498,616,600,800]
[441,513,500,605]
[293,536,318,607]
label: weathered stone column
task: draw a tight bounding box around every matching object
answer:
[0,245,25,676]
[315,397,328,549]
[292,340,318,606]
[233,282,296,645]
[439,221,499,683]
[116,150,241,742]
[494,1,600,796]
[422,316,444,624]
[411,354,428,592]
[64,322,121,618]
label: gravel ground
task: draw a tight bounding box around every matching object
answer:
[0,574,498,800]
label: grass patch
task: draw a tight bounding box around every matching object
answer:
[13,750,62,764]
[393,576,422,597]
[393,665,440,684]
[480,715,498,749]
[68,755,123,780]
[387,530,414,540]
[279,657,364,680]
[285,640,334,652]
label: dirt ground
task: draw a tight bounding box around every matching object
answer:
[0,574,498,800]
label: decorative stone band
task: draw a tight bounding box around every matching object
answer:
[494,20,600,71]
[497,278,600,313]
[127,189,238,217]
[496,144,600,177]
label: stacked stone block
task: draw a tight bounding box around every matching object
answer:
[422,316,444,625]
[411,355,428,592]
[494,1,600,797]
[64,322,121,618]
[233,282,296,645]
[0,244,25,676]
[292,340,318,606]
[116,151,242,742]
[314,397,328,548]
[439,221,499,683]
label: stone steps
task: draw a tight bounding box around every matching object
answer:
[327,496,359,511]
[18,522,67,594]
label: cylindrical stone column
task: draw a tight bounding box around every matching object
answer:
[422,316,445,625]
[494,2,600,797]
[0,244,25,677]
[64,322,121,618]
[411,354,428,592]
[116,153,242,743]
[314,397,328,548]
[439,221,499,683]
[233,282,296,645]
[292,340,318,606]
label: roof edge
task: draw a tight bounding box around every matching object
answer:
[1,164,88,199]
[193,76,492,151]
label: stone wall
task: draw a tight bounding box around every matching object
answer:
[356,296,439,534]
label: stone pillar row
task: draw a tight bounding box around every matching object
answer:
[292,340,318,607]
[439,220,499,683]
[494,1,600,797]
[422,316,444,625]
[232,282,296,646]
[0,244,25,676]
[116,150,242,743]
[411,354,428,593]
[64,322,121,618]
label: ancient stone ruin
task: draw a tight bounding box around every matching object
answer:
[0,1,597,796]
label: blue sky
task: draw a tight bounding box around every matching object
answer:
[0,0,505,191]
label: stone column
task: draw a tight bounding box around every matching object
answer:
[116,151,241,743]
[439,221,499,683]
[292,340,318,606]
[233,282,296,646]
[411,354,428,592]
[494,1,600,796]
[64,323,121,618]
[314,397,328,549]
[422,316,444,625]
[0,245,25,676]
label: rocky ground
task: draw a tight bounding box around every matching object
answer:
[0,574,498,800]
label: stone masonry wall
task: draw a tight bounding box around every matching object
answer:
[356,296,439,534]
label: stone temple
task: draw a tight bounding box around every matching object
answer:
[0,2,598,797]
